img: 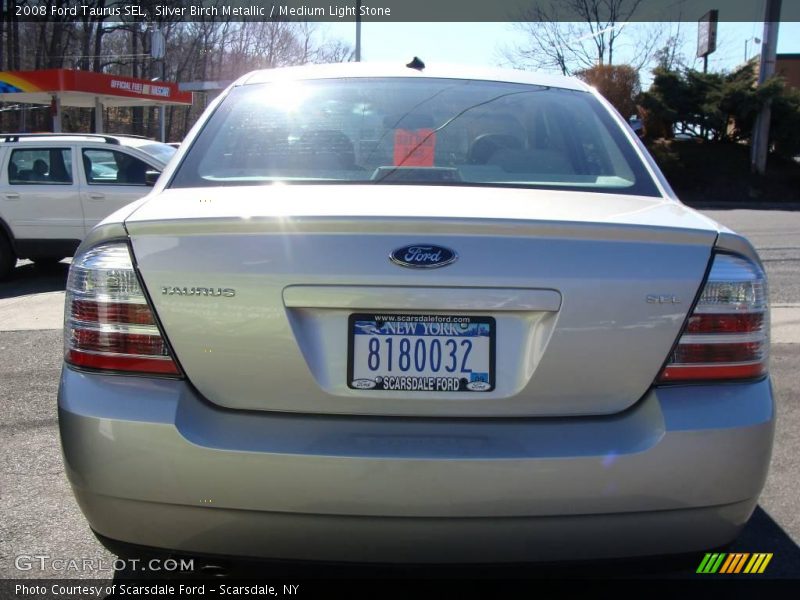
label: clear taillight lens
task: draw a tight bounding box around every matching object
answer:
[65,243,180,376]
[658,253,768,382]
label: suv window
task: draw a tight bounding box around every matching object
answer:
[8,148,73,184]
[82,149,150,185]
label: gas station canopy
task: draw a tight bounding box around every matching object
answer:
[0,69,193,133]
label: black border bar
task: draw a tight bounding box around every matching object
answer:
[5,0,800,23]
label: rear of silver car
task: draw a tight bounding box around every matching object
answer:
[58,66,774,563]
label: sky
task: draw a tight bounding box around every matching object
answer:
[324,21,800,87]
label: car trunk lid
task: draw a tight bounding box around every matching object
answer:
[126,185,718,417]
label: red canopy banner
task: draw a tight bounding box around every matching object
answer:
[0,69,192,105]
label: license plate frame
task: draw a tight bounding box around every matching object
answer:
[347,313,496,392]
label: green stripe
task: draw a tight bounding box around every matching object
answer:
[710,553,727,573]
[697,553,714,573]
[697,553,727,574]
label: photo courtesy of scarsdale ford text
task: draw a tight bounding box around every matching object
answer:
[12,583,302,598]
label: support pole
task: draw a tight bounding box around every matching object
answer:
[94,97,104,133]
[355,0,361,61]
[160,58,167,142]
[51,94,62,133]
[750,0,782,175]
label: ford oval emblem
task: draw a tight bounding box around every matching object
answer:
[389,244,458,269]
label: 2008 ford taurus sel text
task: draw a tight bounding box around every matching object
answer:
[58,62,774,563]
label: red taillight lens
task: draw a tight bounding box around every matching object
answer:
[684,313,764,334]
[658,253,768,383]
[64,243,180,376]
[670,341,764,364]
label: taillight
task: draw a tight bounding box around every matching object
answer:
[658,253,768,383]
[65,243,180,376]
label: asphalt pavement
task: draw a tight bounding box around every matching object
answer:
[1,209,799,580]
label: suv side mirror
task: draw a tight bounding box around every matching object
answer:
[144,170,160,187]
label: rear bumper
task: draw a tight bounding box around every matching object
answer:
[58,367,775,562]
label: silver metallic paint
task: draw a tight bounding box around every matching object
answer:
[127,216,714,416]
[59,368,774,560]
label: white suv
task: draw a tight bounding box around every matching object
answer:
[0,133,175,279]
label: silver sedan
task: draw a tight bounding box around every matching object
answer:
[58,62,773,563]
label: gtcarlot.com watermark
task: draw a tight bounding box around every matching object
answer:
[14,554,194,573]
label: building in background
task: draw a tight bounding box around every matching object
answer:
[775,53,800,90]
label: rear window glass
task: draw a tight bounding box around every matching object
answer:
[171,77,659,196]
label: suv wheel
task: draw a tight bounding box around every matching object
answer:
[0,233,16,280]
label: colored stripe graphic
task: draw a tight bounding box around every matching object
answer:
[0,82,23,93]
[719,554,735,573]
[697,553,726,573]
[698,552,773,574]
[733,553,750,573]
[0,72,43,92]
[743,553,773,574]
[719,553,749,573]
[696,553,713,573]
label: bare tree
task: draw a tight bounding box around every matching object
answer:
[1,7,352,137]
[652,22,687,72]
[500,0,659,76]
[2,0,22,70]
[294,22,355,64]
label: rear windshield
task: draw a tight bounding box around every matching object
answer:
[170,77,659,196]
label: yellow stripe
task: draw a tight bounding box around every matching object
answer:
[743,554,759,573]
[719,554,736,574]
[748,553,765,573]
[733,553,750,573]
[758,554,773,574]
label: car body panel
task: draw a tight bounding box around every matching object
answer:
[124,186,717,231]
[74,492,758,563]
[59,367,774,561]
[126,186,717,417]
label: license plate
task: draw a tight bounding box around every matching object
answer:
[348,314,495,392]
